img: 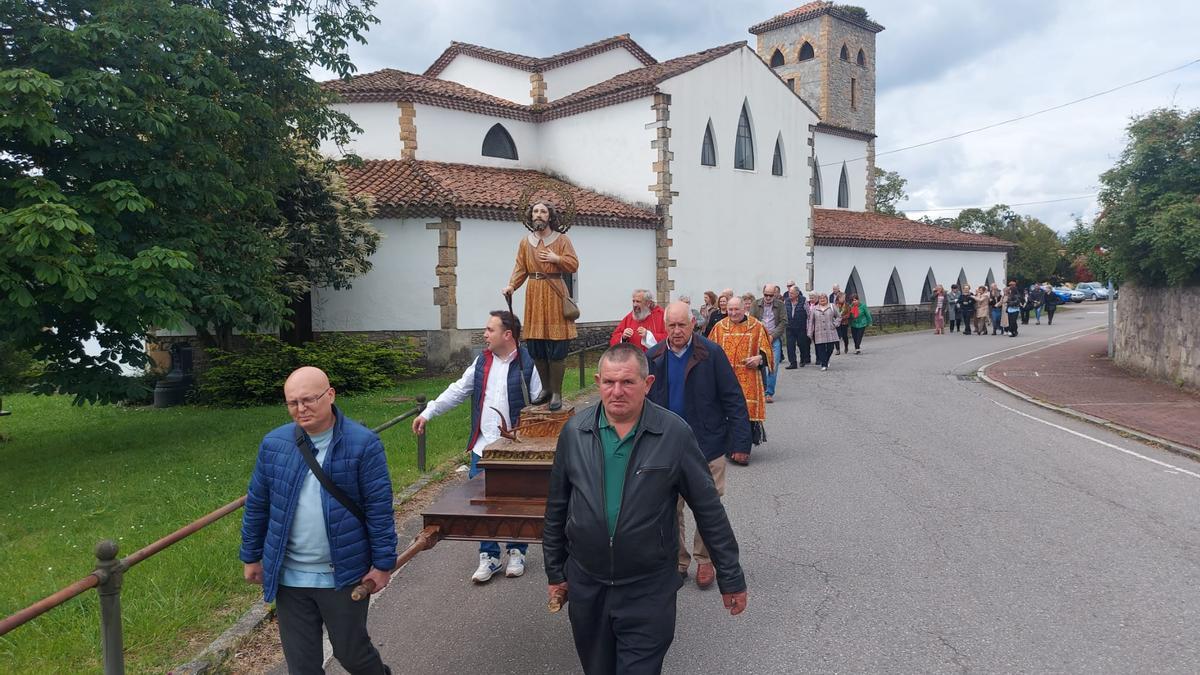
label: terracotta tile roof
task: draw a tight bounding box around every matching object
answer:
[749,2,885,35]
[340,160,660,229]
[321,69,534,121]
[813,209,1015,251]
[326,43,748,123]
[539,42,746,120]
[424,34,657,77]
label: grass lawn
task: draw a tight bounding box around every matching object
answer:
[0,361,598,673]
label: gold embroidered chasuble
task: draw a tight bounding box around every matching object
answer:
[709,315,774,421]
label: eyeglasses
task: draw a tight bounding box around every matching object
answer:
[286,388,331,410]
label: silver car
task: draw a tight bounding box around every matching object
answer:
[1076,282,1109,300]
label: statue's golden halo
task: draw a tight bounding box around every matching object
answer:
[518,179,577,234]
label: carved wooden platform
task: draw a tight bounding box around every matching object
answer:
[420,403,578,543]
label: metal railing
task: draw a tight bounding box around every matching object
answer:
[0,395,428,673]
[569,342,607,390]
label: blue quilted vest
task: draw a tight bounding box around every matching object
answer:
[468,346,535,450]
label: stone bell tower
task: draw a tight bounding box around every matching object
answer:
[750,2,884,136]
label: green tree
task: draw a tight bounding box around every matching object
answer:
[872,166,908,216]
[1095,107,1200,286]
[0,0,378,403]
[276,146,379,345]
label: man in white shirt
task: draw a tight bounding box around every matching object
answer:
[412,310,542,583]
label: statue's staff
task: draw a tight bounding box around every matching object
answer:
[504,290,532,407]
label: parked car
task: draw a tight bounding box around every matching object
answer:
[1053,287,1085,303]
[1075,281,1109,300]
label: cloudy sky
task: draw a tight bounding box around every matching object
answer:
[316,0,1200,232]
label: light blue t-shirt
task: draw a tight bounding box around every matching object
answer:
[281,427,335,588]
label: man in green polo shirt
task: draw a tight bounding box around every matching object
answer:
[544,343,748,675]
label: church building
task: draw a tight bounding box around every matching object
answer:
[312,2,1012,367]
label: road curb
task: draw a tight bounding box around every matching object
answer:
[978,357,1200,464]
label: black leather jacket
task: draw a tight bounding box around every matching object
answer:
[543,401,746,594]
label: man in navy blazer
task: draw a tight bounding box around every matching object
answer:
[783,284,810,368]
[646,302,751,589]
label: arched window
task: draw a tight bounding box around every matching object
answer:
[812,158,822,205]
[845,267,864,303]
[772,135,784,176]
[884,267,904,305]
[799,41,815,61]
[857,48,866,67]
[920,268,937,303]
[734,101,754,171]
[769,49,785,68]
[837,162,850,207]
[481,123,518,160]
[700,119,717,166]
[840,44,850,61]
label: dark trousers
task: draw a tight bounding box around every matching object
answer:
[1046,306,1056,325]
[815,341,835,367]
[1021,307,1031,324]
[836,325,849,351]
[276,585,389,675]
[962,317,972,334]
[527,338,569,361]
[949,317,958,332]
[1007,311,1019,336]
[785,328,810,365]
[567,559,681,675]
[850,326,866,350]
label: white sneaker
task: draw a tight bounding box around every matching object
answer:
[471,553,502,583]
[505,548,526,577]
[821,366,828,371]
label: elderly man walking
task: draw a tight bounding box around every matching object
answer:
[610,288,667,352]
[752,284,786,403]
[240,367,397,675]
[544,343,748,675]
[708,295,773,463]
[646,302,751,589]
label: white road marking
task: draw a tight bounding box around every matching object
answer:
[990,400,1200,480]
[956,324,1103,366]
[1034,371,1040,377]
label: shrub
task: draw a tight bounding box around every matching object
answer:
[0,342,35,394]
[197,334,420,406]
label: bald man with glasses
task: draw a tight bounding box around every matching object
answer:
[240,366,398,674]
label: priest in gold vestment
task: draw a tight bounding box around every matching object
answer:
[707,295,773,465]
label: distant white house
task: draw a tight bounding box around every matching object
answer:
[307,3,1011,366]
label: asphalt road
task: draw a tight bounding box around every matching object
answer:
[321,305,1200,674]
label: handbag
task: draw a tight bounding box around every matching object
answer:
[294,424,367,526]
[547,278,581,321]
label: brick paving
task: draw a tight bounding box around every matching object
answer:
[986,331,1200,452]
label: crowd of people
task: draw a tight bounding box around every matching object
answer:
[930,280,1062,338]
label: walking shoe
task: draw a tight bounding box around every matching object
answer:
[696,563,716,589]
[679,567,689,581]
[821,366,828,371]
[729,452,750,466]
[834,346,841,355]
[471,553,503,583]
[785,364,798,370]
[765,395,774,403]
[505,549,526,577]
[855,349,861,354]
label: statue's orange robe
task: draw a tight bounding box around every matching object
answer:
[508,231,579,341]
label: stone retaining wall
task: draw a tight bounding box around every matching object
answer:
[1114,284,1200,389]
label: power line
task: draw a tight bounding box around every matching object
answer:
[819,57,1200,168]
[902,193,1099,214]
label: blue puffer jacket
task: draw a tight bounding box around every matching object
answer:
[239,407,398,602]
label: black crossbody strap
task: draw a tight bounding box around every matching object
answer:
[294,424,367,525]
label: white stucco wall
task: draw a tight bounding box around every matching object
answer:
[813,131,868,210]
[660,47,819,300]
[812,245,1007,305]
[542,49,646,100]
[437,55,532,103]
[318,103,401,160]
[311,218,440,331]
[456,220,657,330]
[413,104,540,168]
[539,98,657,206]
